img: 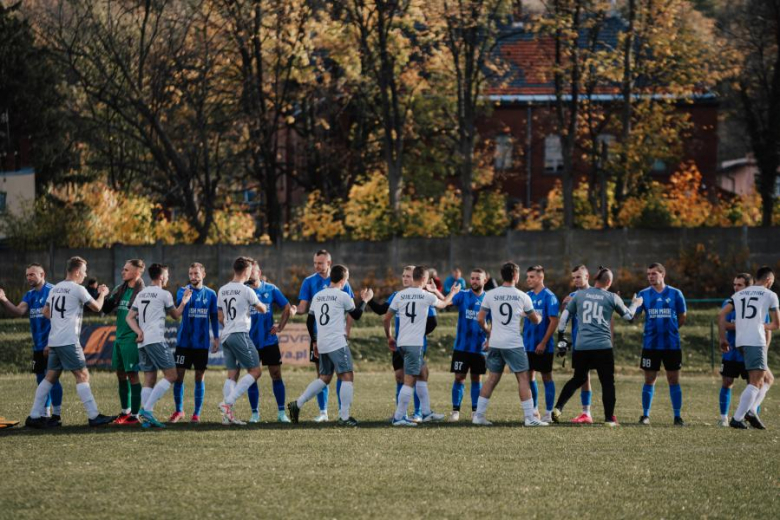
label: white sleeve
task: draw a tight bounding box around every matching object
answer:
[426,292,438,307]
[164,291,175,310]
[770,292,779,310]
[246,287,260,306]
[389,296,400,313]
[480,294,493,312]
[343,292,356,312]
[521,293,535,314]
[79,285,94,306]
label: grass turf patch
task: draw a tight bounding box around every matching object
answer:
[0,370,777,519]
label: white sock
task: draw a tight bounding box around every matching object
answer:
[339,381,354,421]
[476,396,490,417]
[227,374,256,405]
[297,379,327,408]
[750,383,770,415]
[141,387,153,410]
[415,381,431,416]
[394,385,414,421]
[583,405,591,414]
[30,379,54,418]
[45,406,52,418]
[720,414,728,421]
[734,384,760,421]
[145,379,172,412]
[223,379,236,401]
[122,408,131,415]
[52,405,62,415]
[522,398,536,421]
[76,382,99,420]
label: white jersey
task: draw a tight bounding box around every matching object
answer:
[481,286,535,349]
[731,286,779,348]
[132,285,175,347]
[310,288,355,354]
[389,287,438,347]
[218,282,260,336]
[46,281,94,347]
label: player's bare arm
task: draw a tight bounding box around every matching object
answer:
[168,288,192,319]
[86,284,109,313]
[125,309,145,344]
[434,283,460,309]
[717,302,734,352]
[0,289,28,317]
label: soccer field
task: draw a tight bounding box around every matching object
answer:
[0,371,777,519]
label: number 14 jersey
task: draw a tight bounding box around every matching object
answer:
[46,281,94,347]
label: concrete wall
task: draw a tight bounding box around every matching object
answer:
[0,227,776,296]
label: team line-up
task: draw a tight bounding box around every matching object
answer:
[1,251,777,430]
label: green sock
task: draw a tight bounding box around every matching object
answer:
[119,380,130,410]
[130,383,142,414]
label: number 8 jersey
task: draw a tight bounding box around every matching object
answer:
[46,281,94,347]
[309,288,355,353]
[730,286,779,348]
[480,286,535,349]
[218,282,261,337]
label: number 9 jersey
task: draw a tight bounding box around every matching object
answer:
[730,286,779,348]
[480,286,535,349]
[46,281,95,347]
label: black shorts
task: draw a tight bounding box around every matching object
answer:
[32,350,48,375]
[640,349,682,372]
[450,350,487,375]
[528,352,554,373]
[174,347,209,371]
[392,350,404,371]
[258,343,283,366]
[720,360,748,380]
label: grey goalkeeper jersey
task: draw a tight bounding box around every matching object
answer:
[565,287,631,351]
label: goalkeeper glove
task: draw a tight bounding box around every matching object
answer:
[556,331,571,357]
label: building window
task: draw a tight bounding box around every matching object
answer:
[494,134,514,171]
[0,191,6,213]
[544,134,563,172]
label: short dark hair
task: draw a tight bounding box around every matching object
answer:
[595,266,612,283]
[233,256,255,273]
[148,263,168,280]
[66,256,87,274]
[126,259,145,272]
[648,262,666,275]
[330,264,348,283]
[413,265,429,281]
[87,278,97,286]
[471,268,486,275]
[189,262,206,274]
[527,265,544,274]
[735,272,753,285]
[314,249,331,260]
[571,264,588,273]
[756,266,774,282]
[27,262,44,271]
[500,262,519,282]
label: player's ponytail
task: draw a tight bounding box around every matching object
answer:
[595,266,612,284]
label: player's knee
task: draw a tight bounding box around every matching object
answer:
[249,367,262,379]
[269,366,282,380]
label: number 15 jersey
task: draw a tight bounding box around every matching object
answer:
[389,287,438,347]
[480,286,534,350]
[310,288,355,354]
[730,286,778,348]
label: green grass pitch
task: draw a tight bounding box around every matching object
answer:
[0,369,777,519]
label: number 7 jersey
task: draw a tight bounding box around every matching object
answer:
[730,286,779,348]
[480,286,535,349]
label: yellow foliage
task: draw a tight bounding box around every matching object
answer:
[471,191,509,236]
[343,172,394,241]
[297,190,345,242]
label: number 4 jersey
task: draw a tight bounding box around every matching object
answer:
[309,288,355,354]
[389,287,438,347]
[46,281,95,347]
[730,286,779,348]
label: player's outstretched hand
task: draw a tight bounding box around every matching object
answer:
[631,293,643,307]
[0,288,6,302]
[425,280,437,292]
[136,331,144,344]
[450,284,461,295]
[182,288,193,304]
[720,340,730,353]
[361,288,374,302]
[289,304,297,317]
[482,339,489,351]
[98,284,109,296]
[211,338,220,353]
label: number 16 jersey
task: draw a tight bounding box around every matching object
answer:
[218,282,260,337]
[389,287,438,347]
[310,288,355,354]
[730,286,778,348]
[480,286,534,350]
